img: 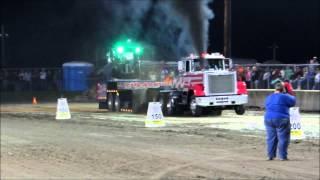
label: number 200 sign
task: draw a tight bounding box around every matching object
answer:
[291,122,301,130]
[289,107,304,140]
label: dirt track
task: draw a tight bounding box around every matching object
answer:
[1,103,319,179]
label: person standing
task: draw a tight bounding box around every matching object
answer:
[309,56,318,74]
[262,68,271,89]
[314,68,320,90]
[39,68,47,90]
[264,83,296,161]
[245,66,251,88]
[282,80,295,96]
[251,66,261,89]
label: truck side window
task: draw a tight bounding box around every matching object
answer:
[224,59,232,70]
[194,60,201,71]
[186,61,190,72]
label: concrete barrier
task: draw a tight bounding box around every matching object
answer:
[247,89,320,112]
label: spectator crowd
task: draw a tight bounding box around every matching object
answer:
[0,68,62,92]
[236,57,320,90]
[1,57,320,92]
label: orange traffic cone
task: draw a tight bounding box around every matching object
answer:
[32,97,38,105]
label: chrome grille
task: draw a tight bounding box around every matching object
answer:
[207,74,235,94]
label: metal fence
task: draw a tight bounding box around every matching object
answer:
[234,63,320,90]
[1,63,319,93]
[0,68,63,92]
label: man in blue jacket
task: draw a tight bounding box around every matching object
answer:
[264,83,296,161]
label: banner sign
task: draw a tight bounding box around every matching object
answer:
[118,81,172,90]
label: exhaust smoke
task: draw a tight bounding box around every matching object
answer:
[100,0,214,59]
[172,0,214,54]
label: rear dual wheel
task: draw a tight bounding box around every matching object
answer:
[107,92,121,112]
[107,93,114,111]
[166,97,181,116]
[114,95,121,112]
[159,94,182,116]
[159,94,168,115]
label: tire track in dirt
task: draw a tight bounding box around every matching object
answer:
[2,104,319,179]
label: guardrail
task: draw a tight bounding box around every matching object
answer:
[247,89,320,112]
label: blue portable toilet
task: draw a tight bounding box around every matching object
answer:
[62,62,94,91]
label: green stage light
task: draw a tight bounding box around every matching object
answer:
[117,46,124,54]
[135,47,141,54]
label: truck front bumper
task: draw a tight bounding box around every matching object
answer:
[195,94,248,107]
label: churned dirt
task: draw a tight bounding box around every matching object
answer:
[1,103,319,179]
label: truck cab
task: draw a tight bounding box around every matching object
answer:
[160,53,248,116]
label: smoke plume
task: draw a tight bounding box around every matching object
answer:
[172,0,214,54]
[99,0,214,60]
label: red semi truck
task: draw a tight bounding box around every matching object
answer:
[96,53,248,116]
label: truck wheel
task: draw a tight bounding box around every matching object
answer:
[235,105,245,115]
[201,107,211,116]
[132,101,139,113]
[131,90,146,113]
[166,97,180,116]
[190,96,202,116]
[107,93,115,112]
[159,94,168,115]
[212,109,222,116]
[114,94,121,112]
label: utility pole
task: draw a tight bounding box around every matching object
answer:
[0,25,9,68]
[268,43,279,61]
[224,0,232,57]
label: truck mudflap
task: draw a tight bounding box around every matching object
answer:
[96,83,107,101]
[195,94,248,107]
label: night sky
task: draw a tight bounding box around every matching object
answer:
[1,0,319,68]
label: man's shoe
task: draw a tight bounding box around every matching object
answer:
[280,158,289,161]
[267,157,273,161]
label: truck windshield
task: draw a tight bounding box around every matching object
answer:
[206,58,224,70]
[192,58,225,71]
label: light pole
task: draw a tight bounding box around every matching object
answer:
[0,25,9,68]
[224,0,232,57]
[268,43,279,61]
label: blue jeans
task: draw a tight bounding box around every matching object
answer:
[264,118,291,159]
